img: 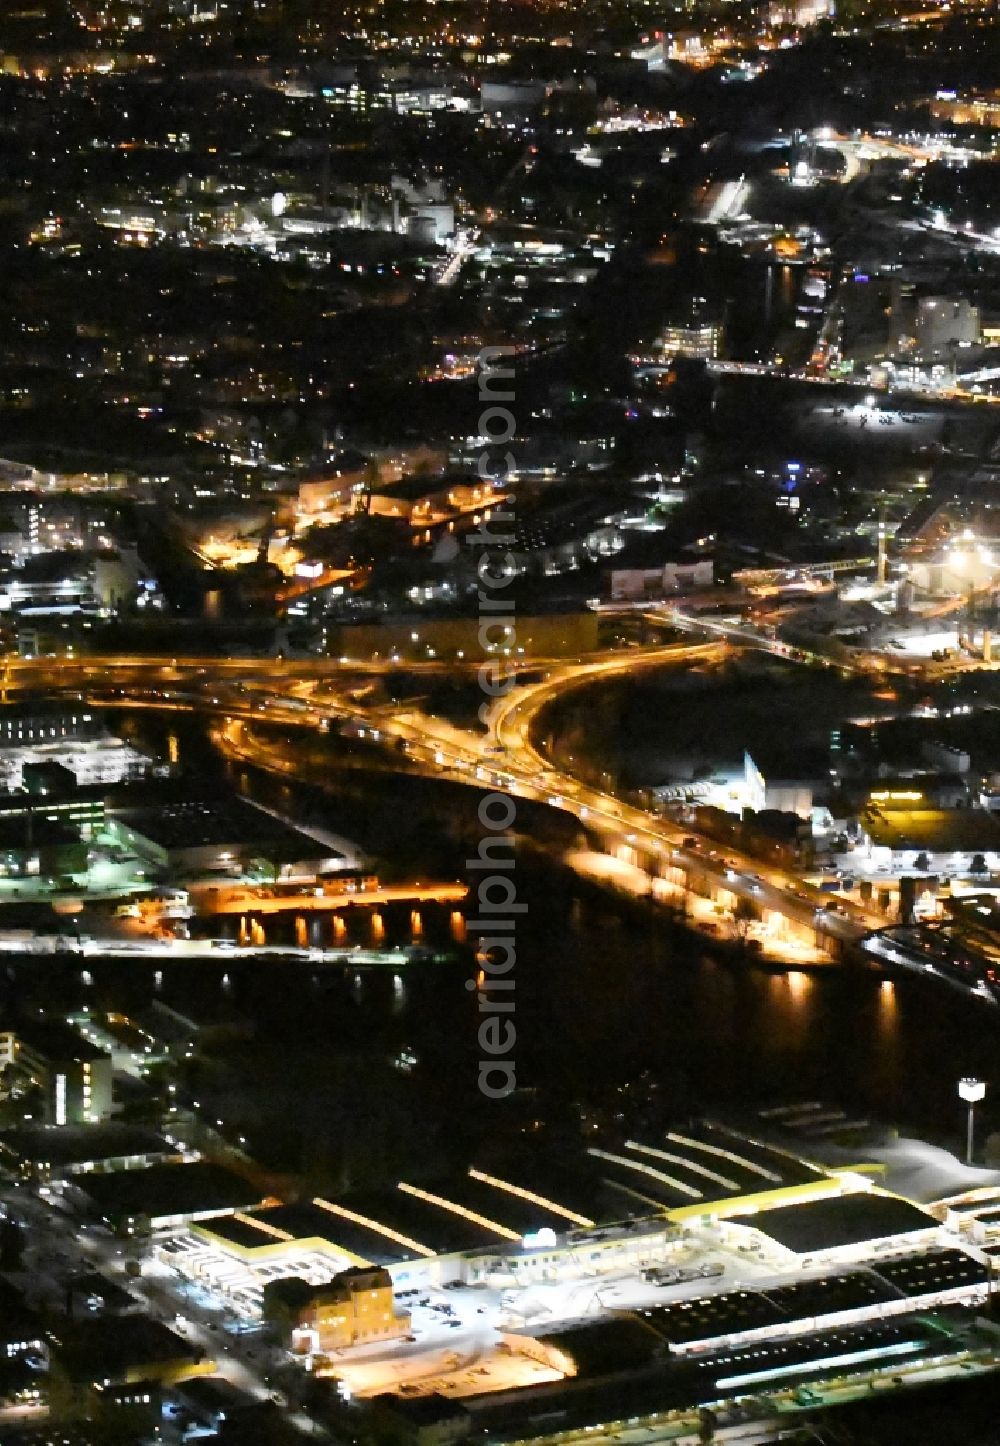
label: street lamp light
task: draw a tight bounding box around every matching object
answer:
[958,1077,986,1165]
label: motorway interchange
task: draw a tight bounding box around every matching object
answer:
[11,619,1000,1001]
[0,641,915,963]
[10,613,1000,980]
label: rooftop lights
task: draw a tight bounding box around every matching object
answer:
[312,1197,435,1258]
[467,1168,595,1227]
[231,1212,294,1242]
[396,1181,521,1241]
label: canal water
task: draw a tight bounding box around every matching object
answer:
[4,708,996,1183]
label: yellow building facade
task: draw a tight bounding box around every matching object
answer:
[289,1267,410,1354]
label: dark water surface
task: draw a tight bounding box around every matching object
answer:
[6,708,993,1181]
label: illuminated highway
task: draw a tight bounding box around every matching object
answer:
[4,641,886,956]
[484,656,882,948]
[220,642,878,953]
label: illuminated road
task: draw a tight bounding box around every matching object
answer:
[6,640,886,956]
[641,604,850,671]
[483,657,881,948]
[191,879,469,914]
[863,932,1000,1009]
[297,642,880,951]
[434,226,480,287]
[632,352,1000,406]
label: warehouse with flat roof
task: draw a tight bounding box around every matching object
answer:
[68,1161,267,1233]
[0,1123,179,1182]
[466,1316,968,1446]
[734,1192,942,1263]
[156,1126,956,1316]
[109,793,344,879]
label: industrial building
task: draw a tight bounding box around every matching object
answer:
[914,297,981,361]
[155,1126,965,1325]
[67,1160,267,1234]
[606,539,714,602]
[532,1248,989,1367]
[43,1119,995,1441]
[469,1314,989,1446]
[0,814,87,880]
[0,706,150,792]
[726,1191,942,1264]
[858,805,1000,876]
[0,1122,181,1183]
[48,1316,214,1391]
[107,793,346,879]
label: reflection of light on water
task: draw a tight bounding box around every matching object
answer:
[154,969,163,991]
[450,910,466,942]
[787,970,811,1005]
[221,973,231,991]
[80,969,92,987]
[878,977,897,1030]
[410,909,422,939]
[392,972,406,1014]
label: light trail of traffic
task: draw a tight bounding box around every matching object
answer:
[7,638,887,956]
[484,655,881,947]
